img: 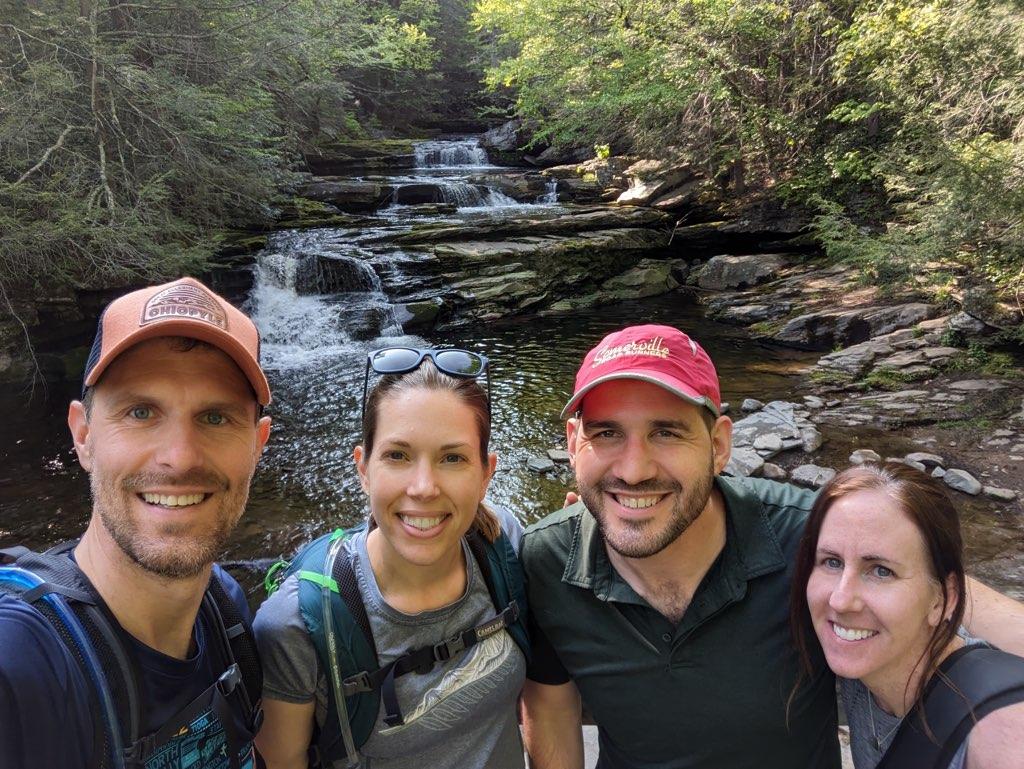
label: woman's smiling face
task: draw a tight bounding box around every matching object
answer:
[355,387,495,569]
[806,488,948,695]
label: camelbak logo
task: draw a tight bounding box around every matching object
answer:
[141,283,227,329]
[593,336,671,366]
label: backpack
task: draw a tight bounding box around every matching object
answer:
[877,644,1024,769]
[267,522,531,769]
[0,542,263,769]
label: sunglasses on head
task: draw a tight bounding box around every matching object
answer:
[361,347,491,419]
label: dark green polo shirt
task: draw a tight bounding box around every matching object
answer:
[522,476,840,769]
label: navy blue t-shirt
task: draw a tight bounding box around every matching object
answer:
[0,564,256,769]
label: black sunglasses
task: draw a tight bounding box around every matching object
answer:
[361,347,491,419]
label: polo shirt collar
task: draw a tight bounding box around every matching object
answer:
[561,476,788,602]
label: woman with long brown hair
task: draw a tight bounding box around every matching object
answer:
[790,462,1024,769]
[253,348,529,769]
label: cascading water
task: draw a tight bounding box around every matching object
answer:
[414,138,490,168]
[537,179,558,204]
[388,137,528,211]
[249,229,403,370]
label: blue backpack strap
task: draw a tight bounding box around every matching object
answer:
[0,544,136,769]
[288,526,379,767]
[877,645,1024,769]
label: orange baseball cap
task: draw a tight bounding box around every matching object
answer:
[82,276,271,405]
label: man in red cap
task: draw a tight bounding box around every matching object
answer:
[518,324,1024,769]
[0,277,271,769]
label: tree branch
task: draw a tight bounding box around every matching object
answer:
[13,124,82,185]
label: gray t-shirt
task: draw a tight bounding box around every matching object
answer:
[839,641,985,769]
[254,511,527,769]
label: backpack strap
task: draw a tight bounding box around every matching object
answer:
[289,528,378,768]
[290,523,531,768]
[878,645,1024,769]
[0,546,136,769]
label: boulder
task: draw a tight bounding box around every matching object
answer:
[480,120,523,152]
[396,298,443,331]
[983,486,1017,502]
[298,179,391,211]
[932,467,947,479]
[791,464,837,489]
[601,260,680,299]
[849,449,882,465]
[527,456,556,473]
[741,398,765,413]
[697,254,787,291]
[716,304,791,325]
[723,447,765,478]
[775,303,936,351]
[616,161,698,207]
[948,380,1007,392]
[943,469,982,496]
[547,449,571,463]
[815,338,893,378]
[761,463,788,481]
[888,457,927,472]
[948,312,989,335]
[905,452,944,468]
[753,434,784,453]
[534,145,592,167]
[650,179,703,211]
[962,284,1024,329]
[801,428,824,453]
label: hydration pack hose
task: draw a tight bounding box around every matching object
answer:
[322,534,361,768]
[2,567,127,769]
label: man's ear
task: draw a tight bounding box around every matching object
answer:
[566,417,581,469]
[256,415,271,454]
[710,415,733,475]
[353,445,369,494]
[68,400,92,472]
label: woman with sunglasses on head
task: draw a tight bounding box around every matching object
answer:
[789,462,1024,769]
[253,348,530,769]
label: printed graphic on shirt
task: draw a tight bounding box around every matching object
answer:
[143,706,254,769]
[380,631,514,734]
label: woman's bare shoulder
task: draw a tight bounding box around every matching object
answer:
[966,701,1024,769]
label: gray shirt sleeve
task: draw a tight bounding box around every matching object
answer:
[252,574,321,704]
[489,501,525,555]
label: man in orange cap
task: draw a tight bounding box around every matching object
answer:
[0,277,271,769]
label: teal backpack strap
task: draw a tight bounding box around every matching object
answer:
[290,527,379,768]
[320,531,360,768]
[465,528,531,664]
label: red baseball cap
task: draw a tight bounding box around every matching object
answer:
[82,277,271,406]
[561,324,721,418]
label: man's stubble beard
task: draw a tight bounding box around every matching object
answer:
[579,458,715,559]
[91,468,250,579]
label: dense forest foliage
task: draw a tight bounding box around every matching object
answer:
[3,0,1023,310]
[476,0,1024,303]
[0,0,485,293]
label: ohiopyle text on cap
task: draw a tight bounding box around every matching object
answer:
[561,324,721,419]
[82,276,271,405]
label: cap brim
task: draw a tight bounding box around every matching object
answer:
[560,371,719,419]
[84,320,272,406]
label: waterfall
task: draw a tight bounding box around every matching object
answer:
[537,179,558,204]
[249,230,403,369]
[414,138,490,168]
